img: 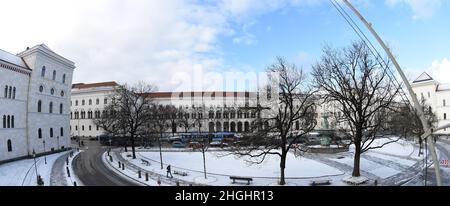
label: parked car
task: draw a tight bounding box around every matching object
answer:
[172,141,185,148]
[210,141,228,148]
[188,141,203,149]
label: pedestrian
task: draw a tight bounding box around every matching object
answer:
[157,177,161,186]
[81,140,84,146]
[166,165,173,178]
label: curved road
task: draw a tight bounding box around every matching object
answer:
[72,140,139,186]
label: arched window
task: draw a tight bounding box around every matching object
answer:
[2,115,6,128]
[12,87,16,99]
[445,113,447,120]
[82,100,85,105]
[59,103,63,114]
[75,100,78,106]
[96,98,99,105]
[104,98,108,104]
[8,86,12,98]
[4,85,7,98]
[38,128,42,139]
[50,128,53,138]
[89,99,92,105]
[49,102,53,113]
[89,125,92,131]
[52,70,56,80]
[70,112,73,119]
[37,100,42,112]
[41,66,46,77]
[11,116,14,128]
[7,115,10,128]
[62,74,66,83]
[7,139,12,152]
[60,127,64,136]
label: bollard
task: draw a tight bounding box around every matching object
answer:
[74,181,77,186]
[138,170,141,178]
[145,173,149,181]
[122,163,125,170]
[66,167,71,177]
[110,155,113,162]
[118,161,121,168]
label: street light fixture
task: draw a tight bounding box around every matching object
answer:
[43,140,47,164]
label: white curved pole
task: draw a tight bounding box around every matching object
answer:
[341,0,442,186]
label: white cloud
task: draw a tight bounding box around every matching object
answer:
[385,0,443,19]
[428,58,450,83]
[0,0,323,91]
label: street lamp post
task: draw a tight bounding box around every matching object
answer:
[32,149,39,185]
[43,140,47,164]
[108,138,112,156]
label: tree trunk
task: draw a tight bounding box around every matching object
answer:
[352,130,362,177]
[279,154,286,185]
[131,134,136,159]
[159,132,163,170]
[202,149,207,179]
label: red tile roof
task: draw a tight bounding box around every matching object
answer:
[72,81,118,89]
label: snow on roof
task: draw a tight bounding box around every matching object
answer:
[437,84,450,91]
[0,48,27,68]
[412,72,434,83]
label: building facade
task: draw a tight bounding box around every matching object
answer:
[70,84,340,138]
[0,44,75,162]
[70,82,118,137]
[411,72,450,135]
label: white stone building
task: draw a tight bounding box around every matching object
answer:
[411,72,450,135]
[0,44,75,163]
[70,83,341,138]
[70,82,118,138]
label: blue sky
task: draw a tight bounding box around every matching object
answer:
[217,0,450,82]
[1,0,449,91]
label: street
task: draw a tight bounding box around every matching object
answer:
[72,140,139,186]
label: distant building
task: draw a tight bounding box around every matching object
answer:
[411,72,450,135]
[70,82,118,138]
[0,44,75,163]
[70,82,345,139]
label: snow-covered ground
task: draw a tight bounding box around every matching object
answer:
[0,152,68,186]
[106,138,429,186]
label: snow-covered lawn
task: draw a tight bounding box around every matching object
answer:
[0,152,68,186]
[108,138,426,186]
[334,155,400,178]
[368,138,415,157]
[119,151,345,186]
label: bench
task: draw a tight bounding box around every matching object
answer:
[140,159,151,166]
[229,176,253,185]
[173,170,188,176]
[310,179,331,186]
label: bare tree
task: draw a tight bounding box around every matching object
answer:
[231,57,317,185]
[312,42,400,178]
[388,97,437,155]
[94,82,156,159]
[150,104,172,169]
